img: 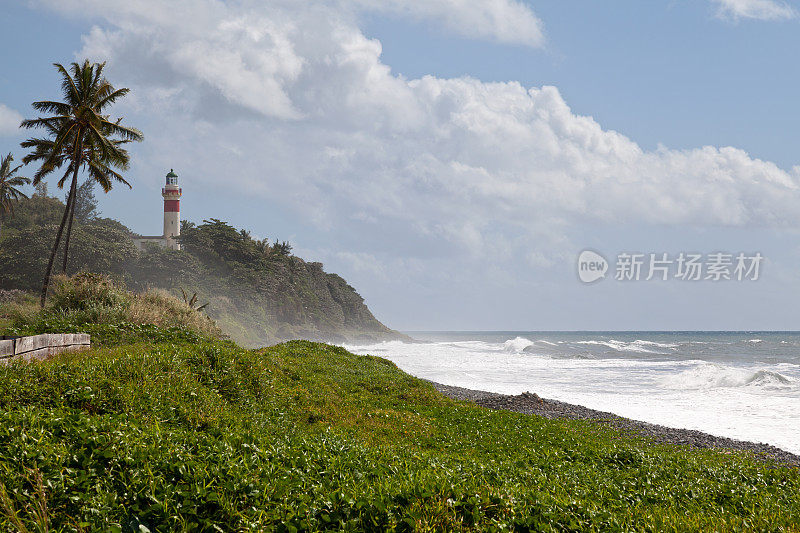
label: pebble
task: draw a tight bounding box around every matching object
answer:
[428,380,800,467]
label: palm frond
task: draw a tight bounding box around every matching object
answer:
[20,116,71,130]
[87,158,131,190]
[100,118,144,142]
[54,63,81,105]
[31,101,72,115]
[0,153,31,217]
[0,154,10,176]
[56,163,76,189]
[21,60,141,198]
[97,87,130,111]
[29,124,78,181]
[6,176,31,187]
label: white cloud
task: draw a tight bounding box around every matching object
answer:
[33,0,800,264]
[347,0,545,47]
[712,0,796,20]
[75,2,305,120]
[0,104,22,136]
[334,251,390,280]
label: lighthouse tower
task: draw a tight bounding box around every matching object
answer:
[162,169,182,250]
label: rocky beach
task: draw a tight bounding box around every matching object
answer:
[430,380,800,467]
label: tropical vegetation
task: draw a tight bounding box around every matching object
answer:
[0,194,398,345]
[0,279,797,530]
[19,59,142,306]
[0,153,30,239]
[3,58,796,531]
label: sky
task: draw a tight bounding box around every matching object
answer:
[2,0,800,331]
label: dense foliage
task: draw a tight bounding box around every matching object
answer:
[0,153,31,239]
[0,195,399,346]
[0,195,134,291]
[0,273,221,346]
[0,337,797,531]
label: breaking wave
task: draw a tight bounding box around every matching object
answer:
[662,364,795,390]
[573,339,676,354]
[344,332,800,455]
[503,337,535,353]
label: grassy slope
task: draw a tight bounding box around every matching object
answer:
[0,336,798,531]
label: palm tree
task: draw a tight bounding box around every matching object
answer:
[20,60,143,306]
[0,153,31,239]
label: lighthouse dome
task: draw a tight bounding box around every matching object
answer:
[165,169,178,185]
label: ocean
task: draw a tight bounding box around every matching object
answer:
[344,332,800,455]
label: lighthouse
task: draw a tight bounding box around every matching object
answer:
[162,169,182,250]
[131,169,184,251]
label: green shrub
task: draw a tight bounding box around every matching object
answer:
[1,274,222,346]
[0,291,38,331]
[127,288,222,338]
[0,290,30,305]
[50,272,130,312]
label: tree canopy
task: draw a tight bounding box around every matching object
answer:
[0,153,31,237]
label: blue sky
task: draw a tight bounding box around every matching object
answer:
[2,0,800,331]
[364,1,800,167]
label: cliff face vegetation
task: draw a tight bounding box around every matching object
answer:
[0,194,402,346]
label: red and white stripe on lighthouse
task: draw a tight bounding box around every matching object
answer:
[162,169,182,250]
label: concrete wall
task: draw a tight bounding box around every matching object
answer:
[0,333,91,363]
[132,236,168,251]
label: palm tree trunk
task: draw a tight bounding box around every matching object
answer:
[39,188,74,307]
[40,139,82,307]
[61,176,79,274]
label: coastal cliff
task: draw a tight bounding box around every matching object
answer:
[0,195,404,346]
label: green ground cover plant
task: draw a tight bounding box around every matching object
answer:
[0,275,798,531]
[0,336,797,531]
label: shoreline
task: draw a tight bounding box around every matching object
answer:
[428,380,800,467]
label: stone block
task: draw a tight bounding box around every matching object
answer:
[14,334,50,355]
[0,340,13,358]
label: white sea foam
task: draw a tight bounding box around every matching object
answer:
[503,337,535,353]
[573,339,668,354]
[661,364,795,390]
[632,339,679,349]
[344,333,800,454]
